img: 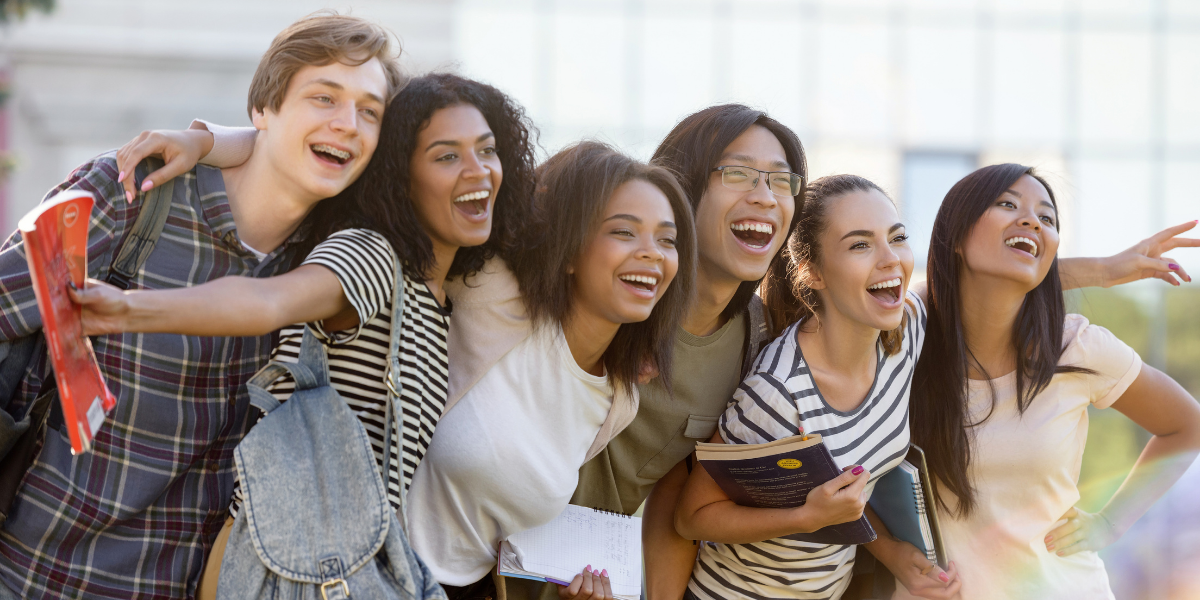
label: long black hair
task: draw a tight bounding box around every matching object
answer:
[911,163,1091,516]
[504,141,697,397]
[305,73,538,280]
[651,104,807,321]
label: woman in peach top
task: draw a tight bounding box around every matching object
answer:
[902,163,1200,599]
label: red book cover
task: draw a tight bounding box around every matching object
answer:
[18,191,116,455]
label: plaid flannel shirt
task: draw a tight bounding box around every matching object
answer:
[0,153,306,599]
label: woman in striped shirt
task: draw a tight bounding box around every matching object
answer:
[674,174,962,600]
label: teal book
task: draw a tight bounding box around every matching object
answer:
[696,434,876,545]
[867,445,947,568]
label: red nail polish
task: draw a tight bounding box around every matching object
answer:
[1169,263,1180,270]
[851,466,864,476]
[939,572,949,582]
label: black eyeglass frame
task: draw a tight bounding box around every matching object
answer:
[711,165,804,197]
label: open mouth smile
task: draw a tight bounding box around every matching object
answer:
[311,143,352,166]
[618,273,660,299]
[453,190,491,218]
[1005,236,1039,257]
[866,277,903,305]
[730,220,775,251]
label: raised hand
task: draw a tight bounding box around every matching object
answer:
[1098,220,1199,287]
[115,128,215,204]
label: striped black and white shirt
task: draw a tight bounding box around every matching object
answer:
[230,228,451,516]
[689,292,928,600]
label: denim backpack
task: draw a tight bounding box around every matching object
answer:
[215,259,446,600]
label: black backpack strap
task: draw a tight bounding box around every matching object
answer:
[107,163,175,290]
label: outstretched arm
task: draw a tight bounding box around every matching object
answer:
[70,264,354,338]
[1060,220,1199,290]
[1046,365,1200,556]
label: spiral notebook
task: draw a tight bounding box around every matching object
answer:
[498,505,642,600]
[868,445,947,568]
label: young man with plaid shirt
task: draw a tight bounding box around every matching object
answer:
[0,14,400,599]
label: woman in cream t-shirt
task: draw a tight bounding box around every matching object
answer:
[902,164,1200,600]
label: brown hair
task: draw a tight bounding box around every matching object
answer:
[247,11,403,118]
[504,141,697,396]
[651,104,807,321]
[762,174,907,355]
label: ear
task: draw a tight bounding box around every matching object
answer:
[800,259,827,291]
[251,106,269,131]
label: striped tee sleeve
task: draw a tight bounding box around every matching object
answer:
[302,228,396,344]
[905,289,929,361]
[719,371,804,446]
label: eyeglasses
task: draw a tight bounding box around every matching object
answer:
[712,165,804,197]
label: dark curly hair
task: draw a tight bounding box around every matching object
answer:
[304,73,538,280]
[504,141,697,396]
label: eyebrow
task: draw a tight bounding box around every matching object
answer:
[1003,188,1057,211]
[721,154,791,171]
[307,78,387,107]
[425,131,496,152]
[841,223,904,240]
[604,214,677,229]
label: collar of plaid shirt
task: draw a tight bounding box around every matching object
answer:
[0,153,310,600]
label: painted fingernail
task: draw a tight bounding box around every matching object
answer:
[1047,544,1055,550]
[601,569,608,577]
[851,466,864,475]
[141,180,153,192]
[1057,550,1065,556]
[1045,535,1053,542]
[1169,263,1180,270]
[117,170,126,182]
[125,190,133,204]
[585,565,592,571]
[939,573,949,583]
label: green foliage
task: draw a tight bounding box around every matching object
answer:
[0,0,54,22]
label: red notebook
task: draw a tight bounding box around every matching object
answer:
[18,191,116,454]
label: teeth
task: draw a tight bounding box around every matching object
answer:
[312,144,350,160]
[867,278,902,290]
[454,190,491,203]
[730,222,774,235]
[1004,236,1039,257]
[619,274,658,286]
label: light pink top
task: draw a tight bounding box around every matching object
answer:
[894,314,1141,600]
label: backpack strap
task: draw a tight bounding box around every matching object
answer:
[382,257,407,531]
[107,163,175,290]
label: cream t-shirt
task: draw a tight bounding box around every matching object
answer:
[406,325,614,586]
[894,315,1141,600]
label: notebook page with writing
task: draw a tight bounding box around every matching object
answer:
[502,505,642,598]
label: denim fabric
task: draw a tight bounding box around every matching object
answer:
[215,325,445,600]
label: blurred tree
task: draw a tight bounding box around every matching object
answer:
[0,0,53,22]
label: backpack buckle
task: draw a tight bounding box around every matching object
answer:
[320,578,349,599]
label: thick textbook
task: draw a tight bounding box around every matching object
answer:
[18,191,116,455]
[868,445,947,568]
[498,505,641,600]
[696,433,876,545]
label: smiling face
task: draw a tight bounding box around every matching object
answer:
[807,189,914,332]
[570,179,681,327]
[254,58,388,204]
[694,125,797,286]
[408,103,504,258]
[958,174,1060,292]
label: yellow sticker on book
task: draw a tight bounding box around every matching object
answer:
[777,458,802,469]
